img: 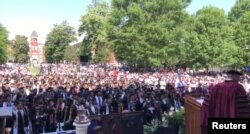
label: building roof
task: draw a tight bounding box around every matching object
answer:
[31,30,38,38]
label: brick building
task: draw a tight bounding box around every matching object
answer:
[28,30,45,64]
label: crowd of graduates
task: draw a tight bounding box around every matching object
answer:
[0,63,249,134]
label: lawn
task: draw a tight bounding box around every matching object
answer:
[28,65,40,76]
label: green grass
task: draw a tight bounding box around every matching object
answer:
[28,65,40,76]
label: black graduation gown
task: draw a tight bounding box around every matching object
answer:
[11,110,26,134]
[135,100,143,111]
[111,99,119,113]
[45,107,57,132]
[30,106,46,134]
[144,107,157,124]
[62,105,77,130]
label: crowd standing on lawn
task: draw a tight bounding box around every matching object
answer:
[0,63,250,134]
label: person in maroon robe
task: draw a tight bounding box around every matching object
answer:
[200,70,247,134]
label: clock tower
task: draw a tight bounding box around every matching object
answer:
[28,30,45,64]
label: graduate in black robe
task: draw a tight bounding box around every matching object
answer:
[61,98,77,130]
[30,97,46,134]
[144,102,157,124]
[56,94,64,131]
[110,97,119,113]
[23,100,31,134]
[45,99,57,132]
[11,100,27,134]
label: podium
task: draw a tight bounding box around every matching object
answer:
[0,107,12,134]
[184,95,203,134]
[184,94,250,134]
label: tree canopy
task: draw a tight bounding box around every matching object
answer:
[229,0,250,22]
[63,43,81,63]
[187,6,232,68]
[45,21,77,63]
[1,0,250,68]
[75,0,250,69]
[12,35,29,63]
[79,0,110,63]
[75,0,250,68]
[0,23,8,64]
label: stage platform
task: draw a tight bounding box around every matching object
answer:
[40,123,75,134]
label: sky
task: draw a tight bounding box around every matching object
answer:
[186,0,237,14]
[0,0,237,44]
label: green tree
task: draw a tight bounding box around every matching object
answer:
[108,0,191,67]
[217,42,242,68]
[7,40,15,62]
[79,0,110,63]
[187,6,231,68]
[13,35,29,63]
[63,43,81,63]
[232,12,250,67]
[94,46,110,63]
[228,0,250,22]
[45,21,77,63]
[0,23,8,64]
